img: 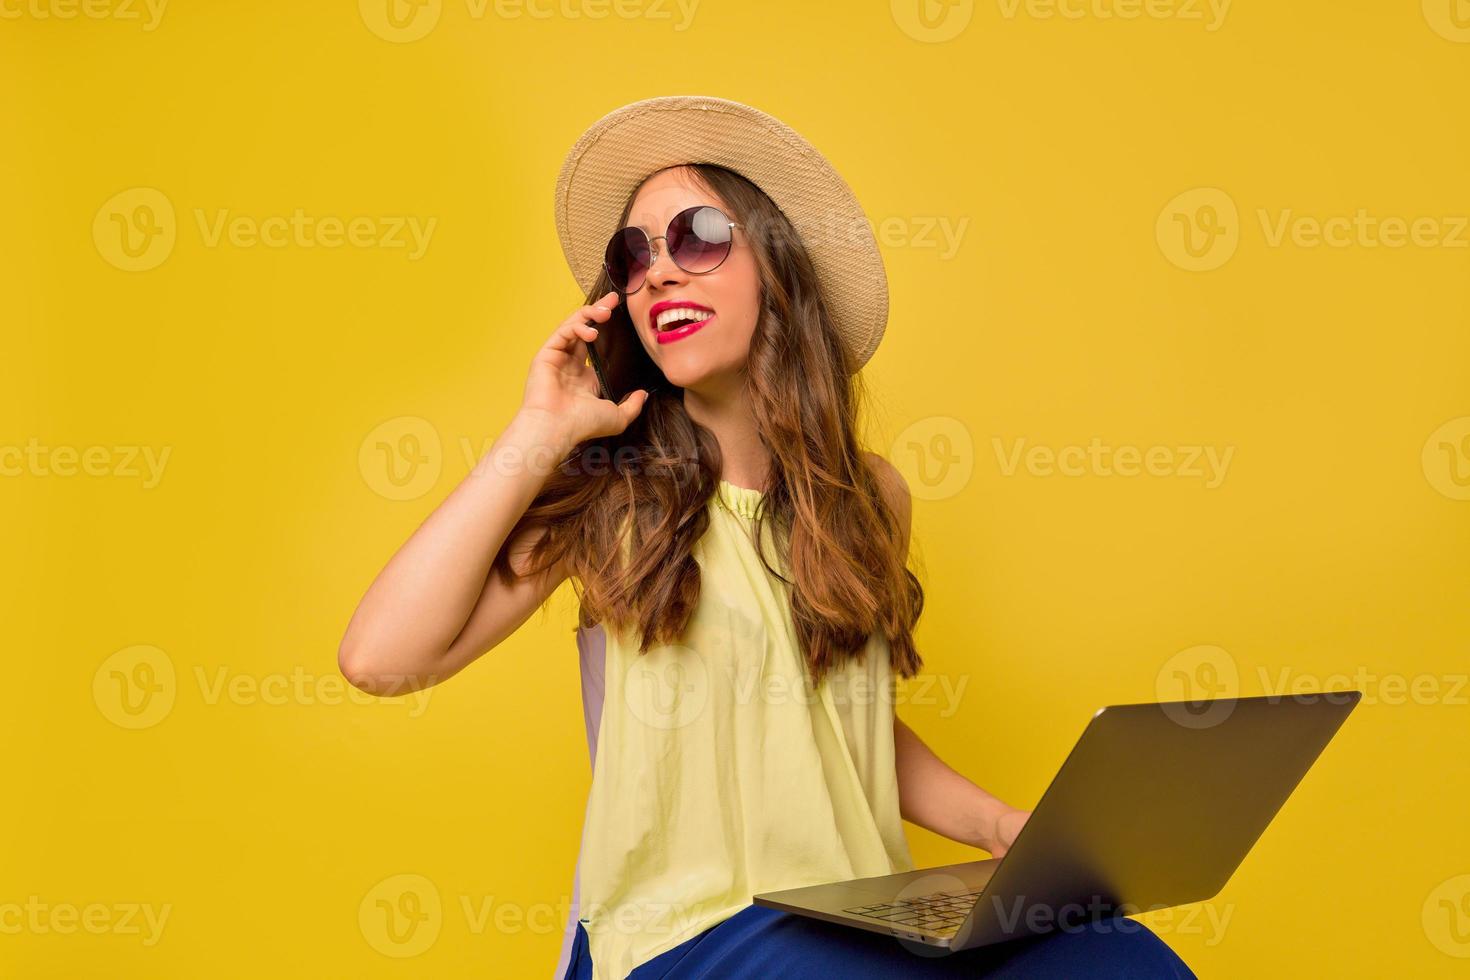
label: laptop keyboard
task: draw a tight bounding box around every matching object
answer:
[842,889,983,936]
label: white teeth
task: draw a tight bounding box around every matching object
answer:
[655,306,713,330]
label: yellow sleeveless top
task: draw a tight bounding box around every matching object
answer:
[575,479,914,980]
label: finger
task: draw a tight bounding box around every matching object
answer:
[545,294,619,356]
[614,388,648,430]
[565,295,622,366]
[542,318,597,359]
[568,291,621,326]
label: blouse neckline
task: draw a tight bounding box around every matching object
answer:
[715,478,764,519]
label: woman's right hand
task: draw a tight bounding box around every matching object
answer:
[519,290,650,449]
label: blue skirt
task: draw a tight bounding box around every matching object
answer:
[563,903,1196,979]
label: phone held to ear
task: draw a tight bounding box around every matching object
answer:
[585,312,666,404]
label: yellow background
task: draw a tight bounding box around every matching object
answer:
[4,0,1468,976]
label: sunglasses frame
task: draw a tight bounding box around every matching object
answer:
[603,204,741,295]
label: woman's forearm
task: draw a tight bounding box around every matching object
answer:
[337,409,572,693]
[893,715,1015,853]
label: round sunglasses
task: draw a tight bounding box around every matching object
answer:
[603,205,740,295]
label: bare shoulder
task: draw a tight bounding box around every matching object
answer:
[862,450,912,530]
[863,449,909,498]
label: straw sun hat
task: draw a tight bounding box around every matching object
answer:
[553,95,889,373]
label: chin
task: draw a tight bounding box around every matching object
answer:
[658,364,709,389]
[666,362,742,394]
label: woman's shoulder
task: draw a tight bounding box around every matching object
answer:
[862,450,907,499]
[862,451,911,551]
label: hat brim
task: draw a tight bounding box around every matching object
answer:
[554,95,887,373]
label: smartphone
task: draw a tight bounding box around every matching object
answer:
[585,308,667,404]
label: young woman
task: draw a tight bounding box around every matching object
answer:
[339,97,1194,980]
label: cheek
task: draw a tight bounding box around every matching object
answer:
[627,298,649,328]
[715,263,761,334]
[713,294,759,363]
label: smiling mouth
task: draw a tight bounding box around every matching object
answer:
[654,312,716,344]
[652,303,716,332]
[656,313,712,332]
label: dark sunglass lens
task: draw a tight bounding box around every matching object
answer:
[605,227,650,292]
[669,206,733,273]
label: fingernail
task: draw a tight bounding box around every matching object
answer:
[594,305,609,312]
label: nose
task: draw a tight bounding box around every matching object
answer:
[644,236,687,290]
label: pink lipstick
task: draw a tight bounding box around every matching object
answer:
[649,300,716,345]
[655,313,715,344]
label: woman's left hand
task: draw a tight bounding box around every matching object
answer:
[988,807,1032,858]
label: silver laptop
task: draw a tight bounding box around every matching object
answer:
[752,692,1360,951]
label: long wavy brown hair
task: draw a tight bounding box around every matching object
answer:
[491,163,923,687]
